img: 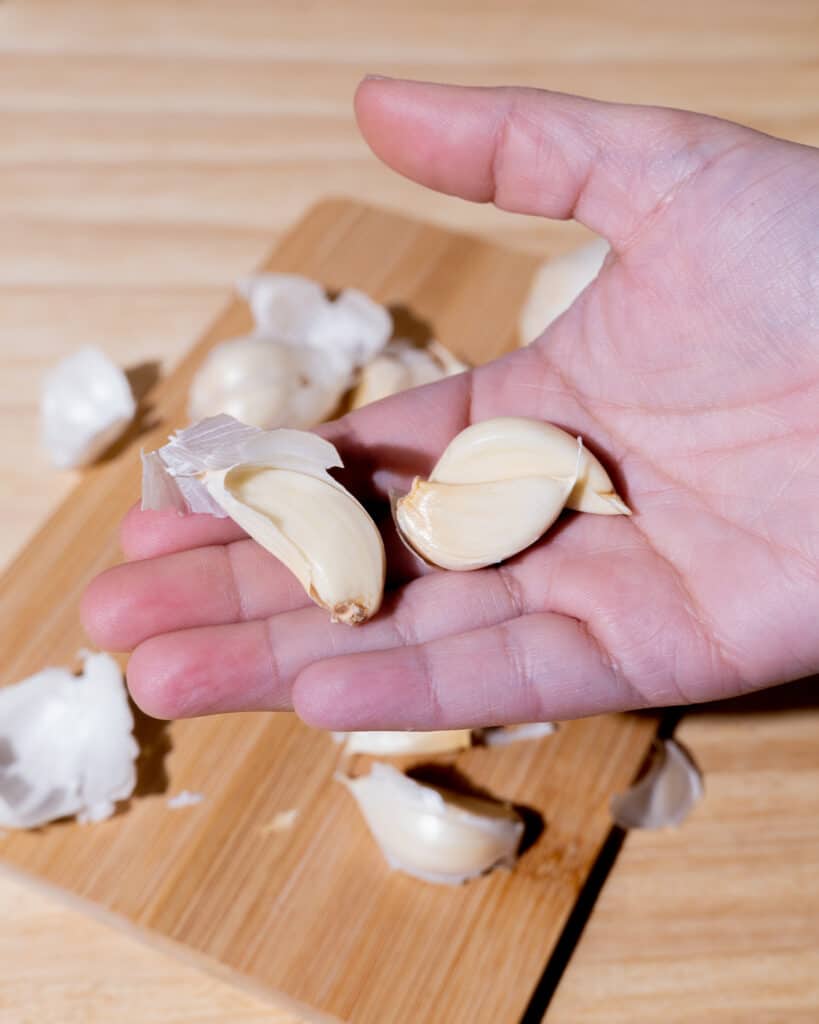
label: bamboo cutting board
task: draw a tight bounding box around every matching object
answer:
[0,200,656,1024]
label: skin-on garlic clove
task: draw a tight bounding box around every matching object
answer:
[0,653,138,829]
[142,415,385,624]
[40,346,137,469]
[518,236,610,346]
[350,339,468,409]
[342,763,524,885]
[429,417,629,516]
[610,739,703,830]
[340,729,472,756]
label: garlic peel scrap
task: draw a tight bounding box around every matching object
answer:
[343,764,523,885]
[0,653,138,829]
[430,417,629,516]
[341,729,472,756]
[142,415,385,624]
[610,739,703,830]
[41,347,136,469]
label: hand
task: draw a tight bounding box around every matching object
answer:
[82,78,819,729]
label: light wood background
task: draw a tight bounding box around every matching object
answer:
[1,1,818,1021]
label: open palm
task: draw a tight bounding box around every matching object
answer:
[83,80,819,729]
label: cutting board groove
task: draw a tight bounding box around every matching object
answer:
[0,199,656,1023]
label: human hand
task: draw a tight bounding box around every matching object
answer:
[82,78,819,729]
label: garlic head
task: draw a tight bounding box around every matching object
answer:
[343,763,523,885]
[41,347,136,469]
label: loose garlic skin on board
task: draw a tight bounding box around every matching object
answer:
[187,275,393,429]
[342,763,524,885]
[429,417,629,516]
[142,415,385,624]
[518,237,610,346]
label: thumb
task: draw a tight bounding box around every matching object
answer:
[355,78,751,248]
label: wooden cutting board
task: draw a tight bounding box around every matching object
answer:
[0,199,657,1024]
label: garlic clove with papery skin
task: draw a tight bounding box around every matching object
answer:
[0,652,138,829]
[518,236,610,346]
[429,417,629,516]
[41,346,136,469]
[341,729,473,756]
[342,763,524,885]
[142,415,385,624]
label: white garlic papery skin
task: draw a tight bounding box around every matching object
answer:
[518,237,610,346]
[610,739,703,830]
[0,653,138,829]
[341,729,472,757]
[188,275,393,429]
[429,417,630,517]
[41,346,137,468]
[350,339,468,409]
[142,415,385,624]
[343,763,524,885]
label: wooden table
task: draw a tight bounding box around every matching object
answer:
[1,1,817,1020]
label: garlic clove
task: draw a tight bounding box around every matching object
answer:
[519,237,610,346]
[205,464,385,624]
[395,471,577,571]
[350,339,468,409]
[41,346,137,469]
[610,739,703,830]
[341,729,472,756]
[430,417,629,516]
[308,288,393,367]
[480,722,557,746]
[0,652,138,829]
[143,416,385,624]
[342,763,523,885]
[237,274,328,342]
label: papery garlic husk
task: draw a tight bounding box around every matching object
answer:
[341,729,472,756]
[142,415,385,624]
[0,652,138,829]
[350,339,468,409]
[342,763,523,885]
[188,275,393,429]
[519,237,610,346]
[41,346,136,468]
[429,417,629,516]
[610,739,703,830]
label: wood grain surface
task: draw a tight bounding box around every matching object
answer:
[0,199,658,1023]
[1,1,818,1022]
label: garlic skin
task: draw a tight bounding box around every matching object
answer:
[350,339,468,409]
[610,739,703,830]
[341,729,472,756]
[41,346,136,468]
[0,652,138,829]
[188,275,393,429]
[519,237,610,345]
[342,763,523,885]
[430,417,629,516]
[142,415,385,624]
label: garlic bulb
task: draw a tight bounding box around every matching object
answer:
[0,652,138,829]
[341,729,472,756]
[342,763,523,885]
[610,739,703,830]
[41,346,136,468]
[350,339,468,409]
[142,415,385,624]
[428,417,629,516]
[519,236,610,345]
[188,274,393,429]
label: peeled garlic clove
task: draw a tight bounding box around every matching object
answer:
[342,763,523,885]
[0,653,138,829]
[395,471,577,571]
[430,417,629,516]
[205,464,384,624]
[41,347,136,469]
[143,415,385,624]
[350,339,468,409]
[341,729,472,756]
[610,739,703,830]
[519,236,610,345]
[188,336,345,429]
